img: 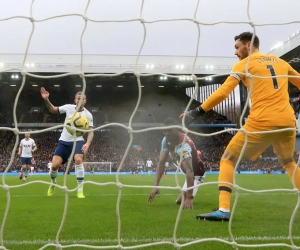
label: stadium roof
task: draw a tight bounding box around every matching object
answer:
[271,34,300,72]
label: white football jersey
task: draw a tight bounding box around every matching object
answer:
[58,104,93,142]
[19,138,36,158]
[146,160,153,167]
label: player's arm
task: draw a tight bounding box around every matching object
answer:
[18,144,22,156]
[82,116,94,154]
[148,137,169,203]
[40,87,59,114]
[32,145,37,153]
[153,151,169,186]
[181,63,242,121]
[201,76,239,112]
[288,65,300,88]
[86,130,94,147]
[147,150,169,203]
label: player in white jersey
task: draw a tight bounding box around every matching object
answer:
[40,88,94,198]
[146,158,153,175]
[18,133,37,182]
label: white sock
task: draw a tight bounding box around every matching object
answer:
[50,170,57,184]
[75,164,84,192]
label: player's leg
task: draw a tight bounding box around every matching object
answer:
[47,141,69,196]
[24,164,30,181]
[162,165,166,178]
[197,124,270,221]
[20,158,30,182]
[24,159,31,181]
[30,166,34,176]
[74,141,85,198]
[20,165,26,180]
[272,129,300,189]
[48,163,52,175]
[19,158,25,180]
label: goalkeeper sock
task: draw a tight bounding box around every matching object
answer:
[75,164,84,192]
[284,162,300,189]
[218,159,234,212]
[50,170,57,184]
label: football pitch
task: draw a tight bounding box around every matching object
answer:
[0,174,300,250]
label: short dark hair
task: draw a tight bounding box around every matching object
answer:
[163,117,179,126]
[234,32,259,49]
[75,91,86,97]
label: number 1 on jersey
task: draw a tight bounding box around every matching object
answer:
[266,65,278,89]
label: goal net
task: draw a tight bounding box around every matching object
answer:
[0,0,300,249]
[83,162,115,173]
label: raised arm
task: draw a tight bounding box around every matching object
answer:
[40,87,59,114]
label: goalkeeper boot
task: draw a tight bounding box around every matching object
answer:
[77,191,85,199]
[196,209,230,222]
[19,172,23,180]
[47,185,55,196]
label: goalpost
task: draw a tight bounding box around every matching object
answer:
[1,0,300,250]
[83,162,115,173]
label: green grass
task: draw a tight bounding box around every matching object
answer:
[0,174,300,250]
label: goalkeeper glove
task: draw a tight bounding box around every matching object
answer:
[179,106,206,126]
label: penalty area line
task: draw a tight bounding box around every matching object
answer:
[4,236,300,245]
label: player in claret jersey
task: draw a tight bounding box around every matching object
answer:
[181,32,300,221]
[147,118,206,209]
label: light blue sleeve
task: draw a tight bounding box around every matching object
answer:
[175,143,192,160]
[161,137,168,152]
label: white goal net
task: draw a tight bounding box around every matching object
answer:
[1,0,300,250]
[83,162,115,173]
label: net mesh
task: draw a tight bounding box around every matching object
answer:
[1,0,300,249]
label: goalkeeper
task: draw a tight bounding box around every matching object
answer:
[180,32,300,221]
[147,117,206,210]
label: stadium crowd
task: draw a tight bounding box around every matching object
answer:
[0,127,296,174]
[0,81,299,174]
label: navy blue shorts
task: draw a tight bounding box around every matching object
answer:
[54,140,84,164]
[21,157,32,165]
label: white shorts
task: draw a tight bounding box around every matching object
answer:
[30,167,34,171]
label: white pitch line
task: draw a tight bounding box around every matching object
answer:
[3,236,300,245]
